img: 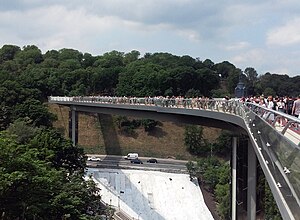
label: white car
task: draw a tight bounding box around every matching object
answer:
[124,153,139,160]
[87,156,101,162]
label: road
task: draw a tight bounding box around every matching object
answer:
[86,154,188,173]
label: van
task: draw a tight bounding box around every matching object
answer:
[124,153,139,160]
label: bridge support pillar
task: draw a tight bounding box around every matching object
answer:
[247,140,257,220]
[232,136,237,220]
[69,106,78,146]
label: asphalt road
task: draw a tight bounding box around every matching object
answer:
[86,154,188,173]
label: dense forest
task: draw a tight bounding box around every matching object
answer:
[1,44,300,130]
[0,44,295,219]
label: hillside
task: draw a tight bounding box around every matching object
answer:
[49,104,222,159]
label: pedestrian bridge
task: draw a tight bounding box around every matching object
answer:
[48,96,300,220]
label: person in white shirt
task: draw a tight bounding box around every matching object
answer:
[265,96,275,122]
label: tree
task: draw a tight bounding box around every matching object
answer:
[263,87,276,97]
[211,89,230,98]
[15,45,43,67]
[203,59,214,69]
[13,99,56,127]
[244,67,258,96]
[226,68,242,95]
[0,132,101,219]
[264,181,282,220]
[186,157,230,218]
[212,131,232,157]
[215,183,230,219]
[58,48,83,62]
[124,50,140,64]
[195,68,220,96]
[214,61,236,79]
[0,44,21,63]
[44,49,59,60]
[81,52,97,68]
[184,125,208,155]
[92,66,121,95]
[6,117,40,144]
[93,50,124,68]
[29,129,85,173]
[186,88,202,98]
[141,119,158,132]
[0,133,62,219]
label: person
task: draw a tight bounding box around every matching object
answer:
[286,96,294,115]
[277,97,286,113]
[292,95,300,118]
[266,96,274,110]
[259,98,266,107]
[265,96,275,122]
[276,97,286,126]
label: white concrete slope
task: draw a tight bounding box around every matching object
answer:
[86,168,214,220]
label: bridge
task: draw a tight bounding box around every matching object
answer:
[48,96,300,220]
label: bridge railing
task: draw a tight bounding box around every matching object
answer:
[49,96,300,216]
[242,102,300,217]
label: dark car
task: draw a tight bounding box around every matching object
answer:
[147,158,158,163]
[130,158,143,164]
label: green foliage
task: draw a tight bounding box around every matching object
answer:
[244,67,258,96]
[141,119,158,132]
[116,53,221,97]
[124,50,140,64]
[58,48,83,62]
[15,45,44,67]
[114,116,140,136]
[186,161,197,180]
[264,179,282,219]
[264,187,281,219]
[0,44,21,62]
[226,68,242,94]
[186,157,230,219]
[212,131,232,157]
[13,99,56,127]
[211,89,230,98]
[184,127,232,158]
[184,125,209,155]
[214,61,236,79]
[263,87,276,97]
[0,103,11,130]
[215,183,230,219]
[0,132,101,219]
[30,129,85,173]
[6,117,40,144]
[186,88,202,97]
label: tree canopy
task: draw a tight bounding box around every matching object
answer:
[0,131,101,219]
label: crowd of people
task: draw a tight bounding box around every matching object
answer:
[240,95,300,119]
[50,94,300,121]
[71,95,218,109]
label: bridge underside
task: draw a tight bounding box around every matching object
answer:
[70,105,246,135]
